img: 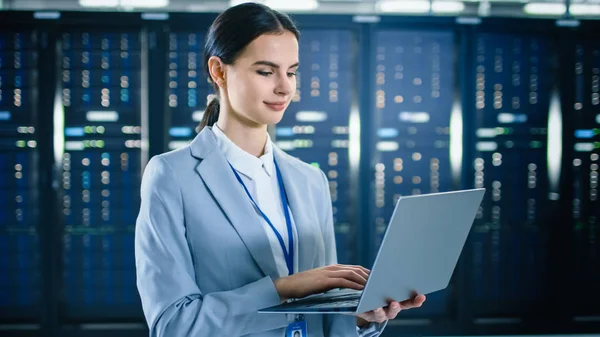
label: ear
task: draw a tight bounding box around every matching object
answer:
[208,56,227,88]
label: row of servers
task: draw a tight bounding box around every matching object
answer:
[0,13,599,335]
[0,30,41,320]
[60,31,142,318]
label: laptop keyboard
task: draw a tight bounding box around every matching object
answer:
[302,298,359,308]
[288,290,361,309]
[259,289,363,312]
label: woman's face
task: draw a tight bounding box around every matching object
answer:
[224,31,299,126]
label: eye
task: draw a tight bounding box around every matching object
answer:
[287,72,297,77]
[257,71,272,76]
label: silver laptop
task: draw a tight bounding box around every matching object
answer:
[258,188,485,314]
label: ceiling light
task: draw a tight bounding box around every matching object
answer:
[230,0,263,7]
[80,0,169,8]
[432,1,465,13]
[120,0,169,8]
[264,0,318,11]
[570,4,600,16]
[523,2,566,16]
[478,0,490,17]
[377,0,431,13]
[79,0,119,7]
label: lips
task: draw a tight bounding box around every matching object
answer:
[264,101,287,111]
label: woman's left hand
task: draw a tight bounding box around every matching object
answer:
[355,294,426,326]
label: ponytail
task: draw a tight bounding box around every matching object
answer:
[199,97,220,131]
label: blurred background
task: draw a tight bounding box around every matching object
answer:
[0,0,599,336]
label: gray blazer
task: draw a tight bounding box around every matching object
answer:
[135,127,386,336]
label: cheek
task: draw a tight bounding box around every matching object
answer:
[233,75,266,102]
[248,77,268,99]
[227,75,272,120]
[228,76,253,106]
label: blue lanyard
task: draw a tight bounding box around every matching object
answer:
[228,159,294,275]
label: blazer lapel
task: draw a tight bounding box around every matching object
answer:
[190,128,280,280]
[273,147,318,273]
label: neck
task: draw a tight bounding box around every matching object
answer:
[215,117,268,158]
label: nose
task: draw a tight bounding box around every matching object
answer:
[275,72,293,96]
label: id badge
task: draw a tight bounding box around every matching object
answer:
[285,315,307,337]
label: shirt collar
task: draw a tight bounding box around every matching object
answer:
[212,123,274,180]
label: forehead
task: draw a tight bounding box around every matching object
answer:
[237,31,299,66]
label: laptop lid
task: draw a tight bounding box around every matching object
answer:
[356,188,485,313]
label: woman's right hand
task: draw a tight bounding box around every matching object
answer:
[273,264,370,302]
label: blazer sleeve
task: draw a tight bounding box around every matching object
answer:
[135,155,288,337]
[316,169,388,337]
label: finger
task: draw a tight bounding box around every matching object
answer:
[386,302,402,319]
[328,269,368,286]
[335,264,370,274]
[412,295,425,308]
[398,301,416,310]
[354,265,371,275]
[414,294,426,306]
[374,308,387,323]
[351,266,370,280]
[324,277,364,291]
[337,265,370,281]
[399,294,426,309]
[330,264,371,279]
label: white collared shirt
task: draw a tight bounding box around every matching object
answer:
[212,124,298,277]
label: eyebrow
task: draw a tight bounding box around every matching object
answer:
[252,60,300,69]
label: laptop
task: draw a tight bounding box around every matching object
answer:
[258,188,485,314]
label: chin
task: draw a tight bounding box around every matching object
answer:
[258,111,286,125]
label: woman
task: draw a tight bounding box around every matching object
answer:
[135,3,426,336]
